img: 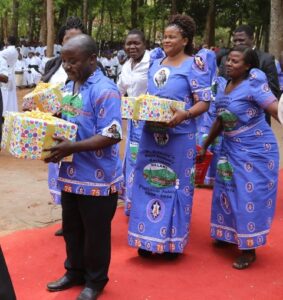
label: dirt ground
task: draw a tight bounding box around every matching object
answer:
[0,88,282,236]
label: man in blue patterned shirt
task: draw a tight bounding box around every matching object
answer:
[45,34,123,300]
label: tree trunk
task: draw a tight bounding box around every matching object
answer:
[152,0,157,44]
[39,0,47,44]
[87,15,94,36]
[83,0,88,30]
[3,11,8,41]
[269,0,283,58]
[131,0,138,28]
[46,0,54,57]
[28,10,35,42]
[108,7,114,43]
[171,0,177,15]
[96,0,105,42]
[11,0,19,39]
[203,0,215,47]
[138,0,145,32]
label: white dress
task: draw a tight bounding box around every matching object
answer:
[0,45,19,112]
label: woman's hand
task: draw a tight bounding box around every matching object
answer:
[44,136,74,163]
[197,146,207,163]
[167,106,189,128]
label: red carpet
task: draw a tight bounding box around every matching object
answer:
[1,171,283,300]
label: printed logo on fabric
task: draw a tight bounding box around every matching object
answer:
[246,202,255,213]
[95,169,105,180]
[143,163,177,188]
[67,166,76,178]
[146,199,165,223]
[94,149,104,159]
[217,156,233,181]
[266,198,273,208]
[160,227,167,237]
[76,186,85,194]
[220,192,231,214]
[138,222,145,233]
[130,141,139,161]
[247,222,256,232]
[245,182,254,193]
[268,160,275,170]
[154,133,169,146]
[153,68,170,88]
[244,162,253,172]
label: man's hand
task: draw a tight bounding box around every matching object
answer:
[44,136,73,163]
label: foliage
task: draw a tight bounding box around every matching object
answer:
[0,0,274,50]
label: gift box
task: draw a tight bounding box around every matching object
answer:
[133,94,185,122]
[22,82,63,114]
[1,111,77,161]
[195,145,213,185]
[121,96,135,119]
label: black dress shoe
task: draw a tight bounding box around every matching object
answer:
[47,275,85,292]
[137,248,152,258]
[161,252,179,260]
[54,228,63,236]
[77,287,102,300]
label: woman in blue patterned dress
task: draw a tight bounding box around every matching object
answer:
[128,14,213,259]
[201,45,279,269]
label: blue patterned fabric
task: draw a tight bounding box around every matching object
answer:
[57,69,123,196]
[128,51,212,253]
[121,119,145,215]
[48,162,61,204]
[211,68,279,249]
[197,76,227,185]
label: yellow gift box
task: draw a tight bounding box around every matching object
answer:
[121,96,135,119]
[132,94,185,122]
[1,111,77,161]
[22,82,63,114]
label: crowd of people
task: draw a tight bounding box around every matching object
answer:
[0,14,282,300]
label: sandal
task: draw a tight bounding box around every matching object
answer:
[233,250,256,270]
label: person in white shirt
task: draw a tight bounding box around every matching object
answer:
[101,50,119,81]
[117,29,150,216]
[0,55,8,144]
[40,49,52,74]
[35,42,45,58]
[0,36,18,113]
[25,51,42,86]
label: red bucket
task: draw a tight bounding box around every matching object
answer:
[195,145,213,185]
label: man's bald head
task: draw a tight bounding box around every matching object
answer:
[62,34,98,57]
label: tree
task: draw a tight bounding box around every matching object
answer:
[269,0,283,58]
[203,0,216,47]
[11,0,19,38]
[39,0,47,44]
[46,0,54,57]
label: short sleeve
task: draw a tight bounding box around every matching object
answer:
[249,68,277,109]
[189,48,214,102]
[149,47,165,62]
[95,88,123,140]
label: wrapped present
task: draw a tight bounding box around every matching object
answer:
[133,94,186,122]
[22,82,63,114]
[121,96,135,119]
[1,111,77,161]
[1,112,18,150]
[195,145,213,185]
